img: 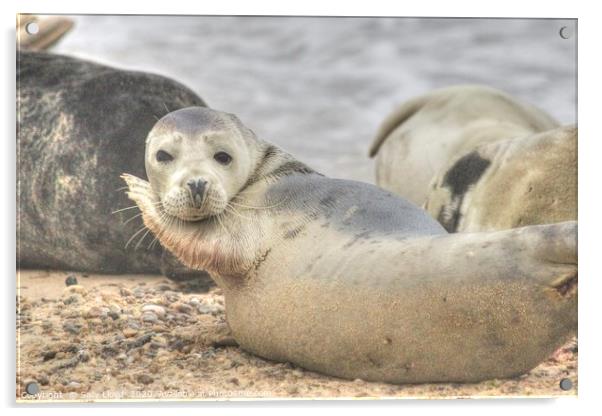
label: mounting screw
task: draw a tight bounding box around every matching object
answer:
[559,26,573,39]
[24,381,40,395]
[25,22,39,35]
[559,378,573,391]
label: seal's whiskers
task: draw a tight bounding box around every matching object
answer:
[228,199,285,210]
[122,212,143,226]
[134,227,153,250]
[113,200,162,215]
[223,204,254,221]
[124,225,149,249]
[112,205,141,214]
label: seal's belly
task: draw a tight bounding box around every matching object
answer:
[225,223,576,383]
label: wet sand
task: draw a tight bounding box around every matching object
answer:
[16,269,577,401]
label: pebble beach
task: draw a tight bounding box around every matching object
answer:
[17,270,577,401]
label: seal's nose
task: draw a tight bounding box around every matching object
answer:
[187,179,207,206]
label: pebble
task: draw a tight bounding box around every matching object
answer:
[137,374,154,385]
[151,324,168,333]
[64,285,87,295]
[127,333,154,350]
[65,275,78,286]
[63,321,82,335]
[197,304,219,315]
[38,374,49,386]
[63,295,81,305]
[86,306,109,318]
[142,304,166,318]
[66,381,82,390]
[123,328,138,338]
[141,312,158,323]
[174,313,191,322]
[173,302,193,314]
[128,321,141,330]
[79,350,90,362]
[119,288,133,296]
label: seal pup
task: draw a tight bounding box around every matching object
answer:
[368,85,559,206]
[425,125,577,232]
[124,107,577,384]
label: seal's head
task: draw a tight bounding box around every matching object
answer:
[145,107,261,221]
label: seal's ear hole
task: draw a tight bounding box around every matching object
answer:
[156,150,174,163]
[214,151,232,165]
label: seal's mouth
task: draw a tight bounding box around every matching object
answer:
[121,174,226,225]
[161,183,228,222]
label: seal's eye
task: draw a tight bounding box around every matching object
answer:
[214,151,232,165]
[156,150,174,163]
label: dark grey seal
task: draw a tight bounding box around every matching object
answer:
[17,51,209,282]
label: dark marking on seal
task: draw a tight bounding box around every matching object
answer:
[437,151,491,232]
[270,161,316,178]
[251,248,272,273]
[320,195,336,207]
[283,224,306,239]
[242,145,318,192]
[443,152,491,196]
[342,231,372,249]
[306,211,319,221]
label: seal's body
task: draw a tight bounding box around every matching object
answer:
[368,85,559,207]
[17,51,208,280]
[425,125,577,232]
[124,107,577,383]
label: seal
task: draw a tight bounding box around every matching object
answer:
[124,107,577,384]
[425,125,577,232]
[17,51,210,282]
[368,85,559,206]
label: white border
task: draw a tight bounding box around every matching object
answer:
[3,1,601,414]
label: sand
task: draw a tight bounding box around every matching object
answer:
[16,269,577,402]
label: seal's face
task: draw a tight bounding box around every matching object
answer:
[145,107,258,221]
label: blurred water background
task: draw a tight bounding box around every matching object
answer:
[53,16,577,183]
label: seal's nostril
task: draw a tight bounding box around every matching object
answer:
[187,179,207,205]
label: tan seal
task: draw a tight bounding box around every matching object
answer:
[124,107,577,384]
[368,85,558,207]
[425,125,577,232]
